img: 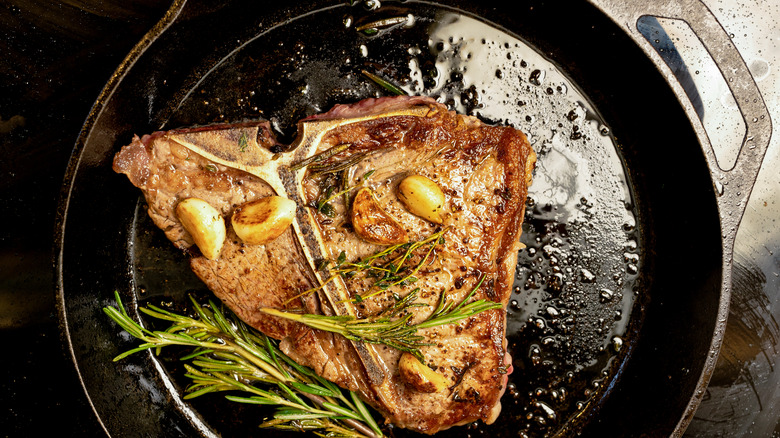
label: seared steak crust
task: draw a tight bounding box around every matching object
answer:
[113,96,536,434]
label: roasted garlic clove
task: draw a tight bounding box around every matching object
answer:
[231,196,296,245]
[176,198,226,260]
[398,353,449,393]
[351,187,408,245]
[397,175,445,224]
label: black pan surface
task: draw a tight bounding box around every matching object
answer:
[56,1,724,436]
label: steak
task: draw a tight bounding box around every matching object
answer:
[113,95,536,434]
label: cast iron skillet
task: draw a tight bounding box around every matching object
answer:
[56,0,771,437]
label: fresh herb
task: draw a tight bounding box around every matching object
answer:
[319,202,337,218]
[204,163,218,172]
[338,227,448,301]
[238,131,249,152]
[315,182,356,217]
[290,143,351,172]
[104,292,383,438]
[313,165,377,218]
[360,70,407,96]
[337,250,348,266]
[356,16,408,34]
[341,168,352,209]
[262,275,500,362]
[286,228,449,305]
[309,152,369,176]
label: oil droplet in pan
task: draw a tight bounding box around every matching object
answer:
[404,10,642,438]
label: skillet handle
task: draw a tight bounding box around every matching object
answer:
[589,0,772,243]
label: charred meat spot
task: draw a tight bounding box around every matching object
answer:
[450,360,477,390]
[483,279,497,301]
[493,187,512,200]
[452,387,482,404]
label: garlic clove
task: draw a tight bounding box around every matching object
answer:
[397,175,445,224]
[398,353,449,393]
[176,198,226,260]
[351,187,408,245]
[231,196,296,245]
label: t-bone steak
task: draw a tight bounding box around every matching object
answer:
[113,95,536,434]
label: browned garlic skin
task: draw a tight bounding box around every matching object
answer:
[350,187,408,245]
[231,196,296,245]
[176,198,226,260]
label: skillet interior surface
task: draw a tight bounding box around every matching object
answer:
[57,0,722,437]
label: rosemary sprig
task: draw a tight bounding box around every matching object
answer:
[290,143,351,171]
[355,16,409,34]
[361,70,407,96]
[309,151,369,176]
[263,275,500,362]
[104,292,383,438]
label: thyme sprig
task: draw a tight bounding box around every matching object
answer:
[338,226,449,302]
[104,292,383,438]
[285,227,449,305]
[262,275,500,362]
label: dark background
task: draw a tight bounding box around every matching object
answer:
[0,1,171,435]
[1,1,778,437]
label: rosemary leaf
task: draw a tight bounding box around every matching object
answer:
[351,390,383,437]
[322,401,365,421]
[361,70,407,96]
[355,16,409,32]
[289,381,338,398]
[309,151,369,176]
[271,409,335,420]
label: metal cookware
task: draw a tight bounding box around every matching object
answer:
[56,0,771,436]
